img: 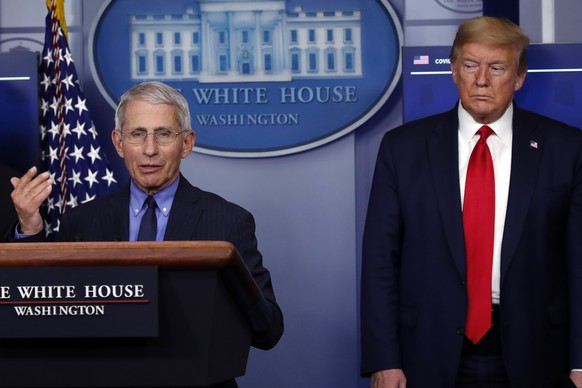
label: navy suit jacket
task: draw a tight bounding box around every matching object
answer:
[361,104,582,387]
[55,175,283,351]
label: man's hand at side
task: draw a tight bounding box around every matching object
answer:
[371,369,407,388]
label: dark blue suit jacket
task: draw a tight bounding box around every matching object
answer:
[361,105,582,387]
[56,175,283,351]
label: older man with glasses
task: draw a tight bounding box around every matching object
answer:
[9,82,284,381]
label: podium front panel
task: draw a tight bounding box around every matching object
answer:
[0,269,252,387]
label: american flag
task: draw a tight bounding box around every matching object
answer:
[40,0,117,234]
[413,55,430,65]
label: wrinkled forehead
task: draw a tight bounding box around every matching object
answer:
[122,100,181,131]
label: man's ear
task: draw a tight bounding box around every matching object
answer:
[514,72,526,92]
[181,130,195,158]
[111,130,125,158]
[451,62,459,85]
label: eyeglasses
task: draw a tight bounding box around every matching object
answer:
[119,129,187,145]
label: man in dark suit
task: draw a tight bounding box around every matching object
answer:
[361,16,582,387]
[10,81,283,386]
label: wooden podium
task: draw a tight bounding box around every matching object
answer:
[0,241,266,387]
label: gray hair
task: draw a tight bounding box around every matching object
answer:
[114,81,192,132]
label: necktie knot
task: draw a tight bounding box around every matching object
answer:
[477,125,493,143]
[145,195,157,210]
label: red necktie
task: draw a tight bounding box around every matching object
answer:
[463,125,495,344]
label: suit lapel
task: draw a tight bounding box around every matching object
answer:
[103,187,130,241]
[427,109,467,278]
[163,175,203,241]
[499,108,543,283]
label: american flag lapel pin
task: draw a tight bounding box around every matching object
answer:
[530,140,539,149]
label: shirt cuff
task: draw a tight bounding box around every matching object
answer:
[14,223,37,239]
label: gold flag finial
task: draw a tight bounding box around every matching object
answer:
[46,0,68,40]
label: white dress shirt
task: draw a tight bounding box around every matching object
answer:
[458,102,513,305]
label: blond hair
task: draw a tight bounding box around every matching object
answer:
[449,16,530,75]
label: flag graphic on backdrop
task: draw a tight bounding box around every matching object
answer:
[40,0,117,234]
[413,55,429,65]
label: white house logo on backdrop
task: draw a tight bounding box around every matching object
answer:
[89,0,402,157]
[435,0,482,13]
[129,4,363,83]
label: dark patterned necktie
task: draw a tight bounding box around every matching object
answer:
[137,195,157,241]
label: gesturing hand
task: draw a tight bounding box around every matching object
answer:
[10,166,53,235]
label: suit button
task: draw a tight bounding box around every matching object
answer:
[457,327,464,335]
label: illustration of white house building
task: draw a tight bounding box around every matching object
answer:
[130,0,362,83]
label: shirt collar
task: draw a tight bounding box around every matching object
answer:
[130,176,180,218]
[457,101,513,145]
